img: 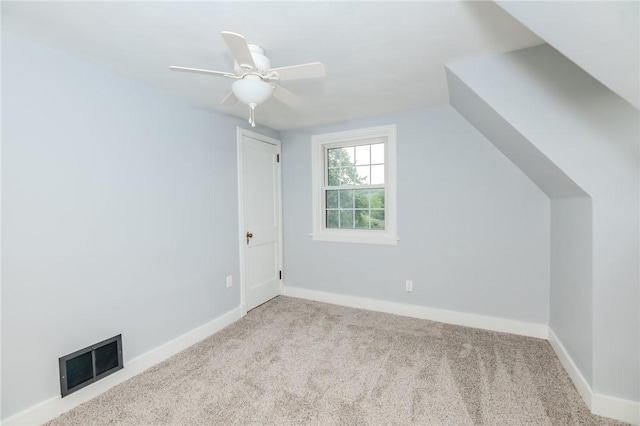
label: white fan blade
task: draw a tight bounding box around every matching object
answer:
[272,84,300,106]
[220,91,238,106]
[169,66,235,78]
[270,62,326,81]
[221,31,255,70]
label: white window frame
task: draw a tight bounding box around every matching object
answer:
[311,124,398,245]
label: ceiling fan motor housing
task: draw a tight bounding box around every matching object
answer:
[234,44,271,75]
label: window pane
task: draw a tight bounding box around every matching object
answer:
[355,166,370,185]
[326,190,339,208]
[371,143,384,164]
[328,147,353,168]
[328,168,340,186]
[340,210,354,228]
[371,164,385,184]
[343,147,355,165]
[326,210,339,228]
[371,209,385,229]
[371,188,385,208]
[355,210,370,229]
[328,148,338,168]
[340,167,357,185]
[339,190,354,208]
[355,145,370,166]
[354,189,370,208]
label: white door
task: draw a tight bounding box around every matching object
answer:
[239,131,282,312]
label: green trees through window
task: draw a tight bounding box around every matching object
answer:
[325,144,385,230]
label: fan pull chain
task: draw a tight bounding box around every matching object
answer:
[248,103,256,128]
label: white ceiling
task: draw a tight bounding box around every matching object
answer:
[2,1,542,130]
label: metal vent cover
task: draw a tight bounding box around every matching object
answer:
[59,334,123,397]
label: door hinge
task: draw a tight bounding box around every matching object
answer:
[276,154,280,163]
[279,270,282,280]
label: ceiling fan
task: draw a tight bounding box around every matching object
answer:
[170,31,326,127]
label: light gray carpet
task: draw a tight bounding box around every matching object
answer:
[46,296,625,425]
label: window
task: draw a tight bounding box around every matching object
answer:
[311,125,398,245]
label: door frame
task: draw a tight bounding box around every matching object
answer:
[236,127,283,316]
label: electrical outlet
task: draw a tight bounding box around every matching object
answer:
[226,275,233,288]
[405,280,413,292]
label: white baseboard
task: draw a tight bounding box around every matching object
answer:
[539,329,639,425]
[547,329,593,407]
[592,393,640,425]
[2,307,243,426]
[282,285,548,339]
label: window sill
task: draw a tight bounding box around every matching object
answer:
[310,232,399,245]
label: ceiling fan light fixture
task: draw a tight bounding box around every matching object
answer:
[170,31,325,128]
[231,75,274,106]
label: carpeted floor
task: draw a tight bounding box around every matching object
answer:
[46,296,625,425]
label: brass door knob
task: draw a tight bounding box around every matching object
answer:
[246,231,253,245]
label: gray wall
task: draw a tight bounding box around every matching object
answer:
[448,44,639,401]
[281,105,550,324]
[1,33,278,418]
[550,197,593,385]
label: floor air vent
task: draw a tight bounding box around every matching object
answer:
[59,334,123,397]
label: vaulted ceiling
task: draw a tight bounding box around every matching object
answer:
[2,1,542,130]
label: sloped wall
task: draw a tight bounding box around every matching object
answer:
[447,67,594,389]
[448,44,639,404]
